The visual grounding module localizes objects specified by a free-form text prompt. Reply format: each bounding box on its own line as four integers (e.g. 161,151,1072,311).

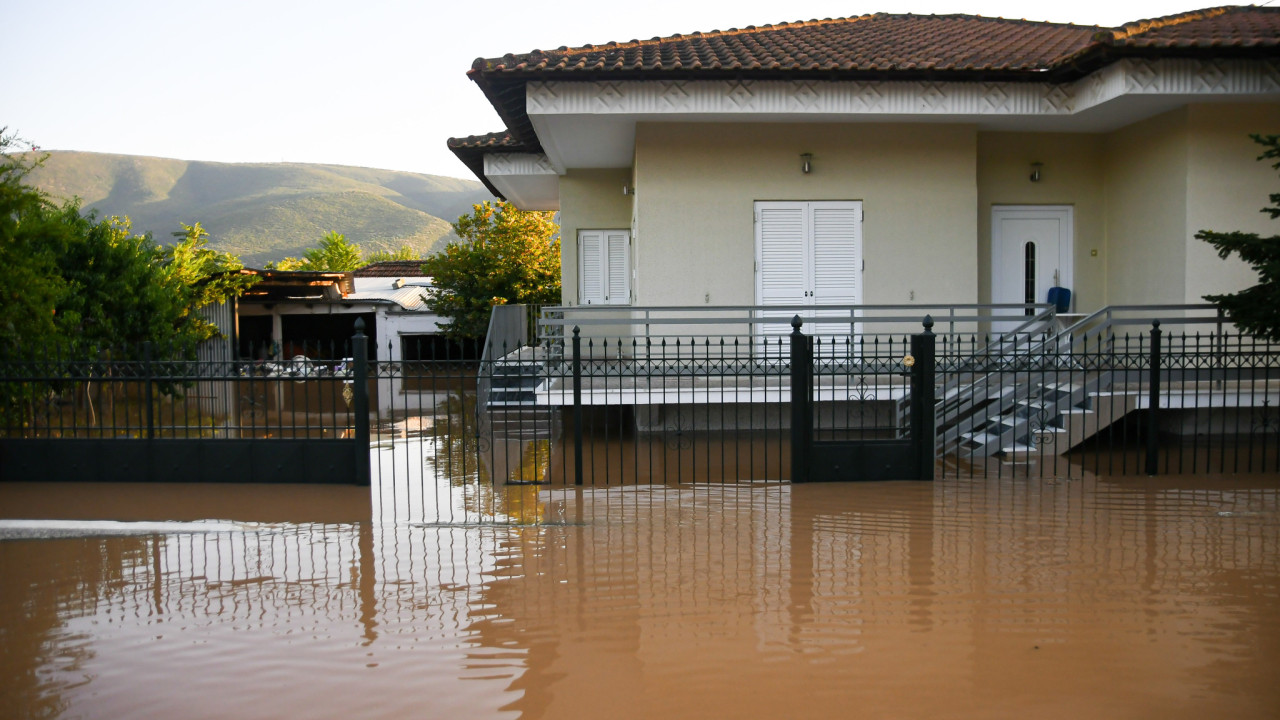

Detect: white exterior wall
551,104,1279,315
1185,103,1280,304
1099,103,1280,308
558,168,634,306
631,122,979,307
1102,108,1192,306
976,132,1107,312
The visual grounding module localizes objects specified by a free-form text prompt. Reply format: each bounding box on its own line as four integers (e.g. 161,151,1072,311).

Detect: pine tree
1197,134,1280,342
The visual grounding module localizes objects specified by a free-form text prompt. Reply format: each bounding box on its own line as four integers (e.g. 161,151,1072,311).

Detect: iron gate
789,315,936,482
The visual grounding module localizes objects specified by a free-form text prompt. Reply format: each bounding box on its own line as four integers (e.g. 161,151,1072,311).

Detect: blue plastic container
1047,286,1072,313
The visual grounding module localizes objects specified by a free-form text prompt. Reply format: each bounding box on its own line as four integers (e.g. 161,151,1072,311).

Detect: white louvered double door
754,201,863,346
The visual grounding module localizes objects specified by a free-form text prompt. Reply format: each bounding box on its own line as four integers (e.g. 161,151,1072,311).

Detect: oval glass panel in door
1023,241,1036,316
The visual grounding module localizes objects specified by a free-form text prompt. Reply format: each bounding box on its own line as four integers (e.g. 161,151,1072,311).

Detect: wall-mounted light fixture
1030,161,1043,183
622,185,635,196
801,153,814,174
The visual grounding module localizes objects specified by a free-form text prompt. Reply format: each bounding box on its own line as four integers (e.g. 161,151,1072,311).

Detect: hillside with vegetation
25,151,492,266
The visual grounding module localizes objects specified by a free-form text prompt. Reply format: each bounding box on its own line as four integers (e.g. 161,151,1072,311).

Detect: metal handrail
932,303,1235,455
476,304,532,425
537,303,1057,347
541,303,1049,324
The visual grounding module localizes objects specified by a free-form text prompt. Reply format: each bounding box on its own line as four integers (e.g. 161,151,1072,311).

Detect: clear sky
2,0,1225,180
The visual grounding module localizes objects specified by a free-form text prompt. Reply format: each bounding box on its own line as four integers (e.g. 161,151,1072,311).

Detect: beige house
449,6,1280,317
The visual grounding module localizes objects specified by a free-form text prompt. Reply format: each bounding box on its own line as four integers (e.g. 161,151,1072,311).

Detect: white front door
991,206,1072,327
755,200,862,345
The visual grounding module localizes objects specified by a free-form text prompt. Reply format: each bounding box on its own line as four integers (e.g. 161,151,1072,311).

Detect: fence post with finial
352,317,371,486
911,315,937,480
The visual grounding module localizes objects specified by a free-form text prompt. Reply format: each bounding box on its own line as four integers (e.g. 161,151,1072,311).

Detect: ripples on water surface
2,474,1279,719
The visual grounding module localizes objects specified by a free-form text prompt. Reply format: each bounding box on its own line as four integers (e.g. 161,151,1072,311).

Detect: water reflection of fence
44,480,1280,627
26,478,1280,703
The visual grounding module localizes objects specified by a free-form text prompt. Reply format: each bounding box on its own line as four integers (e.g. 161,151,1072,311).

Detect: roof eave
447,142,507,200
469,65,1099,148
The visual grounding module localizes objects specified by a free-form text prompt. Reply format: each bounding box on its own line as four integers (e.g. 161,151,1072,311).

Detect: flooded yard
3,467,1279,720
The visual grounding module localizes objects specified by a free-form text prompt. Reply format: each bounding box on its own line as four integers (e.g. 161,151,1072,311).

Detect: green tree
421,200,559,339
45,214,254,352
163,222,259,343
271,231,366,272
1,130,256,355
364,245,417,264
0,130,67,350
1197,134,1280,341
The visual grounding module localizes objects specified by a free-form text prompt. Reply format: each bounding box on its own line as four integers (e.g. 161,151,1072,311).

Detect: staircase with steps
476,305,557,440
951,370,1140,459
483,349,555,439
478,303,1248,460
935,308,1141,460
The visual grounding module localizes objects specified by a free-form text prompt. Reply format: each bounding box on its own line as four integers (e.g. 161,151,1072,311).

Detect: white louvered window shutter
579,230,605,305
755,203,808,308
606,231,630,305
811,202,862,340
579,229,630,305
754,202,808,337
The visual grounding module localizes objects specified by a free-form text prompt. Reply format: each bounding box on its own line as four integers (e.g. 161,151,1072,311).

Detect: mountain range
25,151,493,266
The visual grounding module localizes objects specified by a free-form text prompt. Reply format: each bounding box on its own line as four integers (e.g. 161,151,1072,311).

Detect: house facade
236,264,445,361
449,7,1280,316
234,261,449,415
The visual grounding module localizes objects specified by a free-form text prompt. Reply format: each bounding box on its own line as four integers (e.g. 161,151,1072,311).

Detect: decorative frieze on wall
484,153,556,176
525,59,1280,118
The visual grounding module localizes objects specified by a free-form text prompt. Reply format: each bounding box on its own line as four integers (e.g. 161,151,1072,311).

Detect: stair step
494,364,542,371
1013,399,1051,411
492,380,541,390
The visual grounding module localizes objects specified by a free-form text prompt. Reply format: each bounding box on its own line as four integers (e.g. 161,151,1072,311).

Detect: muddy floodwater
2,473,1279,719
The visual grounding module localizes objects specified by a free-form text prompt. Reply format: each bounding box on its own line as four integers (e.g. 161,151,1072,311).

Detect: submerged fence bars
0,304,1276,524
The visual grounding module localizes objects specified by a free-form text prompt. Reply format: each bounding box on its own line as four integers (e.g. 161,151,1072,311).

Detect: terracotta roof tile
445,131,523,151
353,261,429,278
472,14,1105,78
471,7,1278,80
445,131,534,198
1116,6,1280,49
453,6,1280,194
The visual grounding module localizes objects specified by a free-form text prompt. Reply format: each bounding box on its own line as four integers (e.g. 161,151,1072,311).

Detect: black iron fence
368,305,1278,524
0,327,372,484
2,305,1277,525
936,320,1280,479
